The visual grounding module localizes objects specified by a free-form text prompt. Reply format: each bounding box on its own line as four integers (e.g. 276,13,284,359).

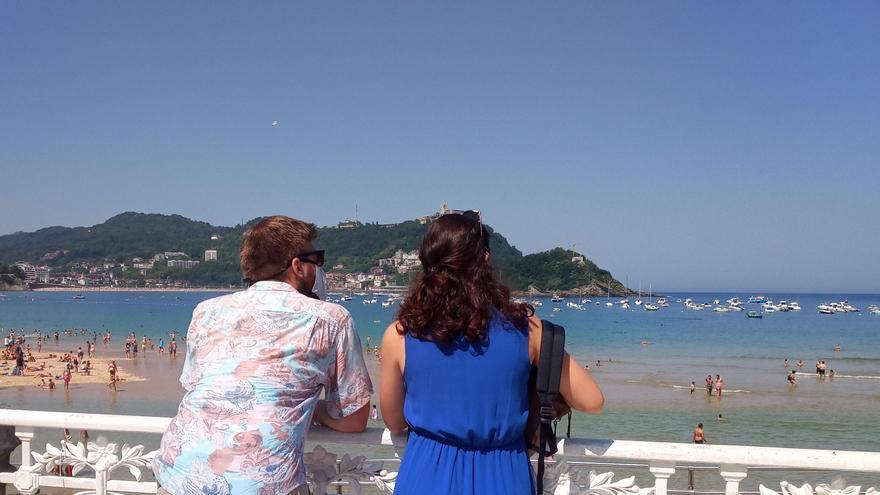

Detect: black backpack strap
535,320,566,495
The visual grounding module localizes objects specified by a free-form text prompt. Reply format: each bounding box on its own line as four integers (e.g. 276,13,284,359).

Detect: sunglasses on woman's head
460,210,489,251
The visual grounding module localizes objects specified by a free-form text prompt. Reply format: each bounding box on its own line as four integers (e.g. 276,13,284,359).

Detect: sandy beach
0,350,146,389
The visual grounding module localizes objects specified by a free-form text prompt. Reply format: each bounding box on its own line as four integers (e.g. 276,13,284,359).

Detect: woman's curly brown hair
396,213,530,345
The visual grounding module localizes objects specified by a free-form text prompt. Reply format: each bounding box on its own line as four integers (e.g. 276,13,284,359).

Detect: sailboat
635,281,642,306
605,284,613,307
644,284,659,311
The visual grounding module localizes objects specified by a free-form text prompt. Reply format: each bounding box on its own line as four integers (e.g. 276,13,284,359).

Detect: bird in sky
271,120,280,127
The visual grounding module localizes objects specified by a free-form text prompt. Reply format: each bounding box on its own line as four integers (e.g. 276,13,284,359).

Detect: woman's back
396,317,534,494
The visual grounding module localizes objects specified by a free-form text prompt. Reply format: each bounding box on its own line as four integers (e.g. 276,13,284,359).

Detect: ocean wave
648,383,753,393
832,374,880,380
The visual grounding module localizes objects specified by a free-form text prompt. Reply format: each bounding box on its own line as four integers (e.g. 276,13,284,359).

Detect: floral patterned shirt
153,281,373,495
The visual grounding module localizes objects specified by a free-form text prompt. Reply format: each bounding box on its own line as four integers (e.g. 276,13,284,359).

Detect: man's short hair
240,216,317,282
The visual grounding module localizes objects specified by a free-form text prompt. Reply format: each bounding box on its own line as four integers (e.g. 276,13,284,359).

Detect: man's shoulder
302,298,353,328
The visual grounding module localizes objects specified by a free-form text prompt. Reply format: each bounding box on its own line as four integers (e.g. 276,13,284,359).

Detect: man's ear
290,257,304,277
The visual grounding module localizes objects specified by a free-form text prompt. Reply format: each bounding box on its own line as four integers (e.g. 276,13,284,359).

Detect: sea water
2,291,879,455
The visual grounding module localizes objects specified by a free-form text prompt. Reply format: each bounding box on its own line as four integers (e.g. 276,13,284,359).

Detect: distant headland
0,205,635,295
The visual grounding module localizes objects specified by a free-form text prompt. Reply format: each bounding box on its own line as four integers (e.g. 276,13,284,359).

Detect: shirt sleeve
179,303,206,391
325,313,374,418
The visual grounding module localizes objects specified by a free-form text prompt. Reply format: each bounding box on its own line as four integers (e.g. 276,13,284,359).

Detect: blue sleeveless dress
395,316,534,494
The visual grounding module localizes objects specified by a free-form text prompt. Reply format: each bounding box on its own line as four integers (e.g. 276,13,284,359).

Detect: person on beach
62,368,71,390
797,359,804,368
715,374,724,398
371,404,378,420
379,212,604,494
706,374,714,395
690,381,696,395
717,414,725,423
788,370,797,387
48,378,55,390
158,338,165,354
108,361,118,391
154,215,372,495
693,423,707,444
784,359,789,368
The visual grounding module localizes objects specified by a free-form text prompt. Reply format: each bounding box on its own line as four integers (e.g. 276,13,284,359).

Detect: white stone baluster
12,427,39,495
719,464,748,495
14,427,34,469
649,461,676,495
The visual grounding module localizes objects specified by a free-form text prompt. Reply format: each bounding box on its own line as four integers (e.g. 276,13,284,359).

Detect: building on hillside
34,266,49,283
419,202,465,224
379,249,422,273
571,255,586,265
168,260,200,269
164,251,187,259
204,250,218,261
14,263,36,282
337,220,361,229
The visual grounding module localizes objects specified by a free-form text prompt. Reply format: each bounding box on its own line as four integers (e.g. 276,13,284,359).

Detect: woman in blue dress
380,212,604,494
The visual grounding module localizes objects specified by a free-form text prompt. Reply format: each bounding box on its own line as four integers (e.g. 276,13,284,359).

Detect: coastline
30,287,239,293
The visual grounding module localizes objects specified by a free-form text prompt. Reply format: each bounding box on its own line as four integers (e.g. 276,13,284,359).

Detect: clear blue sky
2,2,878,293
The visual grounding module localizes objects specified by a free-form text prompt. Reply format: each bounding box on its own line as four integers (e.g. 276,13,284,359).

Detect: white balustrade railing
0,409,878,495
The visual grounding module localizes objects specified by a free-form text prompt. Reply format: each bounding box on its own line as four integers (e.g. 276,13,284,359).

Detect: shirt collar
249,280,302,293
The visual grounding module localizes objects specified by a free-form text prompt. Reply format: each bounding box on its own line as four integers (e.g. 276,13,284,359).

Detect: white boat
550,294,564,302
727,305,744,311
581,299,591,304
553,307,562,312
868,304,880,315
727,297,742,307
530,299,543,307
713,299,720,305
748,295,768,304
657,297,669,307
762,302,778,313
788,301,801,311
644,303,659,311
621,302,630,310
713,306,732,313
635,283,642,306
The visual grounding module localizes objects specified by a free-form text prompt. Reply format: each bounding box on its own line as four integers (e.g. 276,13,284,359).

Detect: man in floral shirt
154,216,373,495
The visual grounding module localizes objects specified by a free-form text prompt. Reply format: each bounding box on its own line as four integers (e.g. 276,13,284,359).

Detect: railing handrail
2,409,879,473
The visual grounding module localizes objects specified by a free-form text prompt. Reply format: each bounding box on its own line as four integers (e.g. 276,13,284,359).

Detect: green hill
0,213,632,294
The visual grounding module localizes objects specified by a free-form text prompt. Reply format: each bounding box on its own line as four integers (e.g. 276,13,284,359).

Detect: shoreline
30,287,239,293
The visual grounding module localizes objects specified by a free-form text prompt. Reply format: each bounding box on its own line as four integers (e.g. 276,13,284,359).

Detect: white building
204,250,218,262
167,260,200,269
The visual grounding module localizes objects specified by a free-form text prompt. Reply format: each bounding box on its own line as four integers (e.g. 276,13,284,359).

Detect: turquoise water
2,291,879,453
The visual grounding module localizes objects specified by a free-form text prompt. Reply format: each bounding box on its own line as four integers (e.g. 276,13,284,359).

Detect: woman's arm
379,321,408,433
529,314,604,413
